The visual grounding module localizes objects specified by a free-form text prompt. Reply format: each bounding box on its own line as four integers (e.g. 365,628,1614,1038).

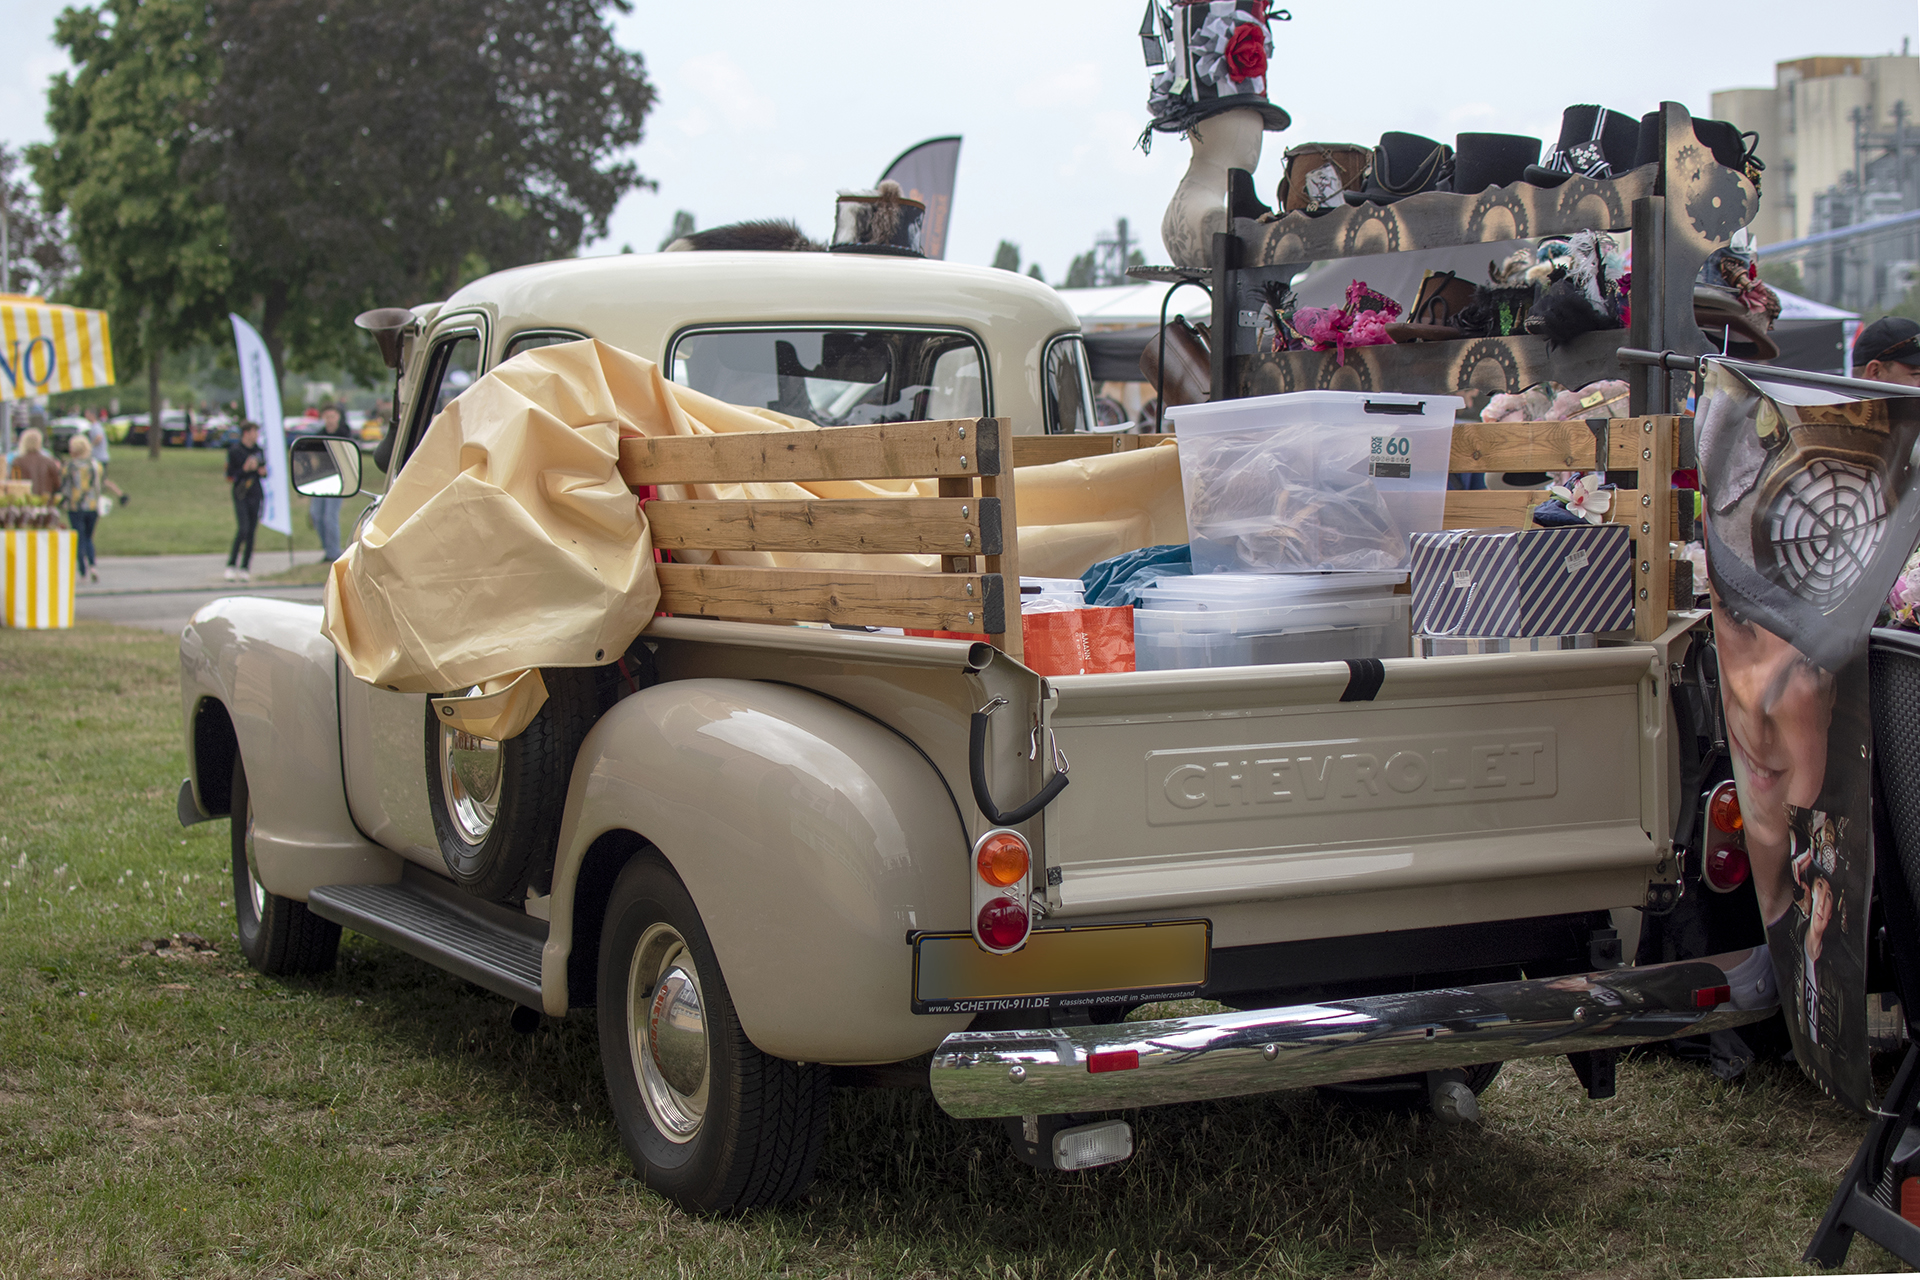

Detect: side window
503,330,585,361
398,331,481,472
1043,335,1094,435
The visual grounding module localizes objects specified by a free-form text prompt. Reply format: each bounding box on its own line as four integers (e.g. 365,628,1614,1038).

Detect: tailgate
1040,648,1665,931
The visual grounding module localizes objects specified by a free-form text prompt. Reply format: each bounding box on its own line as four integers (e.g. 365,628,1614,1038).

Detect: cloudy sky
3,1,1916,279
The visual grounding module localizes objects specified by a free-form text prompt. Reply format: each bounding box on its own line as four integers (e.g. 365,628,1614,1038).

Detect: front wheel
597,855,831,1213
230,754,340,975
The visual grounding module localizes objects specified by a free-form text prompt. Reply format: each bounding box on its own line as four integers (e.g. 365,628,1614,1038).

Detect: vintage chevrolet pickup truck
177,248,1772,1212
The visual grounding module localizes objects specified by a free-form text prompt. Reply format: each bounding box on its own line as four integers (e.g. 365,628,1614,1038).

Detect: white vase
1160,107,1265,271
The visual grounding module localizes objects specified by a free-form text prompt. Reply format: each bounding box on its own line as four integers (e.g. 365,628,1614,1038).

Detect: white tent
1053,283,1211,328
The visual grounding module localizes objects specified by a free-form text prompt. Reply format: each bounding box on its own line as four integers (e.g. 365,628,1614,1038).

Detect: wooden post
1632,415,1676,642
1209,231,1236,403
977,417,1021,661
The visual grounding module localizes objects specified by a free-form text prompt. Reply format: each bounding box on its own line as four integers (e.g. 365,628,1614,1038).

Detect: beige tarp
324,340,1183,737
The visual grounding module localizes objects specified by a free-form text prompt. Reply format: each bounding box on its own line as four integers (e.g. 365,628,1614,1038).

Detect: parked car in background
45,416,93,455
107,414,144,446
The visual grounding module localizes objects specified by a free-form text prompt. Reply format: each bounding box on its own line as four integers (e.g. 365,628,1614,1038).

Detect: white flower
1548,473,1613,525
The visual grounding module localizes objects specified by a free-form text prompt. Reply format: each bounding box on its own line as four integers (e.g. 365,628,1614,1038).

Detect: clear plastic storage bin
1136,587,1413,675
1167,391,1463,574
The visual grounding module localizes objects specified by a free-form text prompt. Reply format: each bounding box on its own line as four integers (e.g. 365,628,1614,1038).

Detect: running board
307,871,545,1008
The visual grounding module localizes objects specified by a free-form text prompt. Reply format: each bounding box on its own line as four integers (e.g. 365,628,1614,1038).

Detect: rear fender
544,678,974,1062
179,598,398,898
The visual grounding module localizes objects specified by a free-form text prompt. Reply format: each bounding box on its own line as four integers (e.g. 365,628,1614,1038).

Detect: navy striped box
1409,524,1633,638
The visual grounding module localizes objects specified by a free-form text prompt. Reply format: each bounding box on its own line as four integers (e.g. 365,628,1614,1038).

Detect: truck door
338,318,485,863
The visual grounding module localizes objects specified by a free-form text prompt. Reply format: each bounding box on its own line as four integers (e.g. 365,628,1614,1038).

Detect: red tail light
976,897,1029,949
1087,1050,1140,1074
1704,844,1751,892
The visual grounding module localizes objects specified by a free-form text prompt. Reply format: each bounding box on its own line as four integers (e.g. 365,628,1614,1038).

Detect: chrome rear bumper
929,950,1777,1119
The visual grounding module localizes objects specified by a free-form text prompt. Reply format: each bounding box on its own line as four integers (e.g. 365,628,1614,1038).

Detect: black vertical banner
879,137,961,260
1699,360,1920,1113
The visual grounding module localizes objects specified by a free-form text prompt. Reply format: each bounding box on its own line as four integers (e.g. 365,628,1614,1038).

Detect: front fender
179,597,397,898
545,678,974,1062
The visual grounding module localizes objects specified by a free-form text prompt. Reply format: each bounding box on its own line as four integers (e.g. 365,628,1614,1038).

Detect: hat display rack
1150,100,1762,641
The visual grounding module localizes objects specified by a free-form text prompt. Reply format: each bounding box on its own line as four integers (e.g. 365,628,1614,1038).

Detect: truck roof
435,251,1084,431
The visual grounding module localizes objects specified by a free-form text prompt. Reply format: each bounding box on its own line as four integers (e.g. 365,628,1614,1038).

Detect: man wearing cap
1852,317,1920,387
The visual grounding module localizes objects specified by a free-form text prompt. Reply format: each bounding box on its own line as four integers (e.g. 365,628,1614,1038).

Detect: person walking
60,434,122,583
226,421,268,582
308,403,351,560
8,428,64,496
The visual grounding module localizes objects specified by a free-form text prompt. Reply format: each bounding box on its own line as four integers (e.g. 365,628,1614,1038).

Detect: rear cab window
667,327,988,425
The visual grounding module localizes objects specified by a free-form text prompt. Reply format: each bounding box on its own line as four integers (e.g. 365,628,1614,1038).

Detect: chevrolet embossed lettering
1145,729,1557,825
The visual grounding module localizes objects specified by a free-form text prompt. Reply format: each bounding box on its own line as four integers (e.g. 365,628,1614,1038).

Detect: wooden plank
1011,435,1122,467
619,418,1002,486
1238,165,1658,268
981,465,1021,663
656,564,1006,634
647,497,999,556
1449,419,1643,473
1442,487,1694,542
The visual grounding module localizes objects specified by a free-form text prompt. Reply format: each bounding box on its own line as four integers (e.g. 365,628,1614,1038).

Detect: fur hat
1141,0,1290,146
830,181,927,257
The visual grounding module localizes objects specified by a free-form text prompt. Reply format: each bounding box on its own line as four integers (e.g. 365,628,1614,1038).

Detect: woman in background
60,434,124,583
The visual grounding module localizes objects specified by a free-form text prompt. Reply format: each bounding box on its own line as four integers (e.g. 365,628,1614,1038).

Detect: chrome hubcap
243,791,265,919
627,923,710,1142
438,689,502,844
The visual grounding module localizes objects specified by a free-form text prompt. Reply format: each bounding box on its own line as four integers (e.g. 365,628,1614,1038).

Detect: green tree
32,0,233,458
1063,251,1096,289
659,210,696,251
991,240,1020,272
1027,262,1045,283
191,0,657,379
0,144,75,297
1761,260,1805,296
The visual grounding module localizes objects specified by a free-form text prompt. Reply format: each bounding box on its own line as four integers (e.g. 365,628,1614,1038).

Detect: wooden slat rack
622,417,1022,659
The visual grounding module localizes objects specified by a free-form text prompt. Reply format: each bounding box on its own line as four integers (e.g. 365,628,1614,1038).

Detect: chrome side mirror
290,435,364,498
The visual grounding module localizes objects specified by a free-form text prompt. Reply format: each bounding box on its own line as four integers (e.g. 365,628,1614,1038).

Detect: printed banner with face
1698,359,1920,1112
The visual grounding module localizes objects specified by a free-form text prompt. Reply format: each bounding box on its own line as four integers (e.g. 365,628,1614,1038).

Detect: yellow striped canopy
0,297,115,403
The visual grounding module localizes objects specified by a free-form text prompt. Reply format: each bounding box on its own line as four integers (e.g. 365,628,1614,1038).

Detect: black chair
1807,627,1920,1267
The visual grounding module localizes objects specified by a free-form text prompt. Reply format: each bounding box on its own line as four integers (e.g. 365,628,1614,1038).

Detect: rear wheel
597,855,831,1213
229,754,340,975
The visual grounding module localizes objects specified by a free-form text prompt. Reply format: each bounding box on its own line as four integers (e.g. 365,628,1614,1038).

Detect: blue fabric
1081,543,1192,607
1531,498,1588,528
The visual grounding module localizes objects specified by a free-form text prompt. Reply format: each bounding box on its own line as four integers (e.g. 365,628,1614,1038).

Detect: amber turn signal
1708,782,1743,834
976,831,1030,887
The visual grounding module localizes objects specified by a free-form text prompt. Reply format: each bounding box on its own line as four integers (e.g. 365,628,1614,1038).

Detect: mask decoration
1699,358,1920,1112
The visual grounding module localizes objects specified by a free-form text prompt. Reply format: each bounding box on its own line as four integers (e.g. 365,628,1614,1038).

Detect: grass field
92,447,381,557
0,621,1906,1279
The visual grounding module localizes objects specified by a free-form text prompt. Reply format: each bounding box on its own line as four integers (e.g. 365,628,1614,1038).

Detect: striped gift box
2,530,76,629
1410,524,1632,638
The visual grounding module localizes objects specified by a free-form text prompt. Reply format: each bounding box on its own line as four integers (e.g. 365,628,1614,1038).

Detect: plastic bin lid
1167,391,1465,433
1140,571,1405,609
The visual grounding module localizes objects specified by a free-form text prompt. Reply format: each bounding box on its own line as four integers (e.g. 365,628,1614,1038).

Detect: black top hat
829,182,926,257
1141,0,1290,142
1342,132,1453,206
1523,105,1640,187
1632,111,1764,189
1853,317,1920,370
1452,133,1542,196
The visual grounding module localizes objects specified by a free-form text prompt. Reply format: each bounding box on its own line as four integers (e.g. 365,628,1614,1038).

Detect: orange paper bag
1021,606,1135,676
